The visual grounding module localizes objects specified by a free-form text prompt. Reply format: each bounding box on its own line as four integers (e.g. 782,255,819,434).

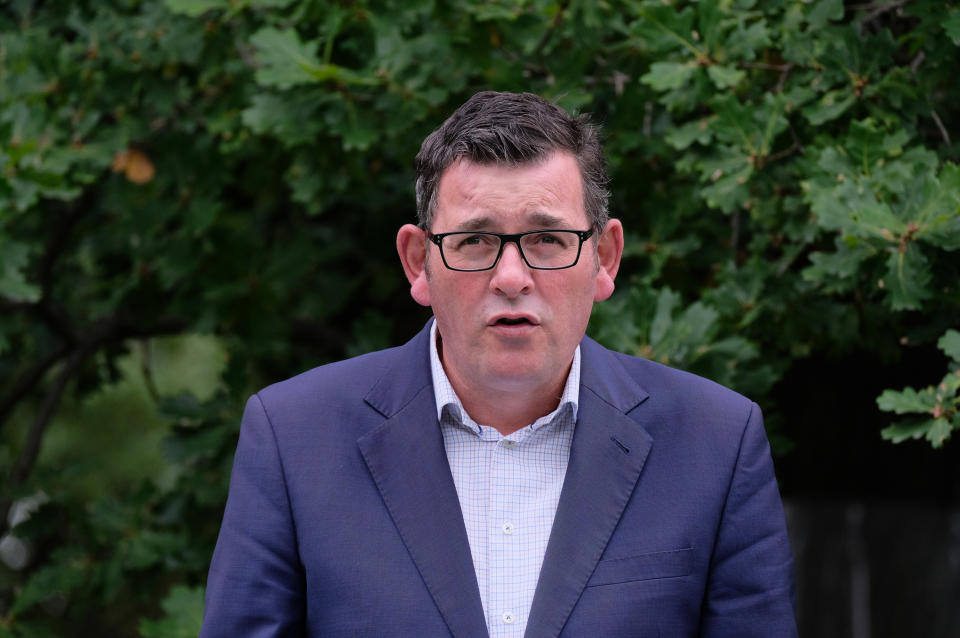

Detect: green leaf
250,28,324,88
0,237,40,302
846,120,909,175
641,61,699,91
883,246,932,311
877,386,938,414
807,0,845,29
587,293,643,355
725,18,771,61
241,93,327,146
938,330,960,362
0,622,60,638
927,418,954,447
630,5,698,56
670,302,720,359
162,0,228,16
650,287,681,347
881,417,953,448
10,551,89,616
710,93,787,156
781,85,818,112
696,0,726,51
707,64,745,89
943,10,960,45
164,0,294,14
139,585,205,638
322,99,380,151
665,117,715,150
917,163,960,250
802,239,875,293
633,285,727,369
850,201,906,239
697,146,754,212
248,28,379,89
803,90,857,125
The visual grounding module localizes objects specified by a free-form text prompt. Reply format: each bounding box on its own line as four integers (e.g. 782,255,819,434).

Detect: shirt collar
429,319,580,433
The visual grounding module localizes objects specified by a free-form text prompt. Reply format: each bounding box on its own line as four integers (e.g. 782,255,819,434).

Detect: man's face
398,151,622,398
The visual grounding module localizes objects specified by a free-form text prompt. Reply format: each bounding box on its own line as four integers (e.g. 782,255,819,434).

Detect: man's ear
397,224,432,307
593,218,624,302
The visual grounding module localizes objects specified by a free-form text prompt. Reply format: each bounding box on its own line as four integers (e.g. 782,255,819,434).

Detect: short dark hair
414,91,609,233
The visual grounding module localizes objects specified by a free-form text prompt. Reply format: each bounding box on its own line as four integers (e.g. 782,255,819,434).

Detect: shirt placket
487,433,525,638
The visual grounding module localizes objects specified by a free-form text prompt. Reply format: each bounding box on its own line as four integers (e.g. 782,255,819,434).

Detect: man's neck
436,341,571,436
454,377,567,436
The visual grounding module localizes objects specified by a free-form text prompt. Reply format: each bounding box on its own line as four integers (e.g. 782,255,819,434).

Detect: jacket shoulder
583,336,756,432
619,350,750,404
257,344,402,405
252,322,433,427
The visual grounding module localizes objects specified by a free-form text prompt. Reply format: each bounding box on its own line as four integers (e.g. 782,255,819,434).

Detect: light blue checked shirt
430,321,579,638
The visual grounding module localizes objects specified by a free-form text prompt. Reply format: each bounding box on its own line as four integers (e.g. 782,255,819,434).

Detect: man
201,91,797,637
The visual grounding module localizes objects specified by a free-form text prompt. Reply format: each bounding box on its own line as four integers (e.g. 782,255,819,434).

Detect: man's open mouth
493,316,536,326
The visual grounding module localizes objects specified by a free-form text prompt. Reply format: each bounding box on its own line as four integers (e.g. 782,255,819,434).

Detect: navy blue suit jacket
201,322,796,637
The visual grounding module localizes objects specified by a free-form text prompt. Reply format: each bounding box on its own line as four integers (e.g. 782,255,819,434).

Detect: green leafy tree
1,0,958,634
878,329,960,447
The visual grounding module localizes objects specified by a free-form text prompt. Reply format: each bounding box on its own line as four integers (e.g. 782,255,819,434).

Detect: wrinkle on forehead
436,152,585,231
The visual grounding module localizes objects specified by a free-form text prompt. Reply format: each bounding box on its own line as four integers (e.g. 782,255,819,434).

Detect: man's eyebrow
454,217,496,231
527,211,567,228
452,211,569,231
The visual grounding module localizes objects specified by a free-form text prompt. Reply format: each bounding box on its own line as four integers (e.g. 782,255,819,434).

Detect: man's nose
489,241,533,298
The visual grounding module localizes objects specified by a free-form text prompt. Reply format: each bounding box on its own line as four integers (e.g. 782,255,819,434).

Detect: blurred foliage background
1,0,959,635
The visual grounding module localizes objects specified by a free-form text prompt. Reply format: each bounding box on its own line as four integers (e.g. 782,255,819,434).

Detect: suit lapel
357,323,487,638
525,338,654,638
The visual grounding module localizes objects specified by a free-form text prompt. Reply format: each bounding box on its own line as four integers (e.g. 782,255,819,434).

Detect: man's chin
479,359,558,391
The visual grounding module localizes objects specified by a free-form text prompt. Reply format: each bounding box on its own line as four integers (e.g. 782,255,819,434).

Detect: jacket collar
525,336,653,638
359,322,654,638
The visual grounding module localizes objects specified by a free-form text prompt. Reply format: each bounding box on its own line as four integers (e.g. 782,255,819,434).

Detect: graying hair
414,91,609,233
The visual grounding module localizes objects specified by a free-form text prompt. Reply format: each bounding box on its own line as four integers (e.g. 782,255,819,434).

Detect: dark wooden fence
786,500,960,638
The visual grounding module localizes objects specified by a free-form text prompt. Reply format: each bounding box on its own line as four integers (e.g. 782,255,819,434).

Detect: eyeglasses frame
426,228,595,272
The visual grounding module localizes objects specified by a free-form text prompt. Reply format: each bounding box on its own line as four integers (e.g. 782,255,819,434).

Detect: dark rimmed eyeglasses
427,229,594,272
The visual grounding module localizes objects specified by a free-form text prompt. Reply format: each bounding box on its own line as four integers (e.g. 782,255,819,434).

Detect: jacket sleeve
200,394,305,638
699,402,798,638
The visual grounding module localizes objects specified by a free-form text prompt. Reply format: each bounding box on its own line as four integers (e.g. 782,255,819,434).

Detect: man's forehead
435,152,584,216
443,152,558,175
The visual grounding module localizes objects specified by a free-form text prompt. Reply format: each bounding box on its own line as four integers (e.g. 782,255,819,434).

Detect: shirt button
502,439,517,448
502,611,515,624
502,522,515,535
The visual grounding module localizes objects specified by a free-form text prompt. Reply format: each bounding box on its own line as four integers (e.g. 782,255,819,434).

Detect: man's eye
457,234,495,248
531,233,566,247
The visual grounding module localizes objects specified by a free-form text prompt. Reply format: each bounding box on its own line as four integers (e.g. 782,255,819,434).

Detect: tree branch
930,109,951,146
533,0,570,60
854,0,909,25
116,315,188,340
774,63,794,93
763,139,802,166
0,345,90,538
904,47,951,147
7,347,90,488
139,340,161,403
0,343,71,432
738,61,796,93
34,194,91,343
0,313,187,536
